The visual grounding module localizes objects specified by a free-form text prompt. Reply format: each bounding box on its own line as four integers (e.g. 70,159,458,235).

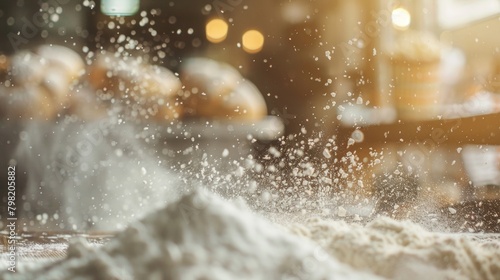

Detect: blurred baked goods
37,45,85,109
180,57,267,121
0,45,85,120
181,57,243,96
0,48,268,123
8,51,47,86
35,45,85,83
87,51,183,121
231,81,268,120
126,65,183,121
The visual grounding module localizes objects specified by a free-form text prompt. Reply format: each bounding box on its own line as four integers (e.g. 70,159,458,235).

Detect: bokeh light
242,30,264,54
392,7,411,30
206,18,229,43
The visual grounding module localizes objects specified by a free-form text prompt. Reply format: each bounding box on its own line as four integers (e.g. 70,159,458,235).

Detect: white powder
3,191,500,280
3,191,378,280
289,217,500,280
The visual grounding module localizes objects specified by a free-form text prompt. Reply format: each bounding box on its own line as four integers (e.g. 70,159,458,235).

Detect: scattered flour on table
289,217,500,280
2,191,500,280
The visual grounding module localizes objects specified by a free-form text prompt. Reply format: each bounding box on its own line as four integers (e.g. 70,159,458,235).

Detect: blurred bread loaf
87,51,183,121
181,57,243,96
0,45,85,120
180,57,267,121
35,45,85,83
9,51,47,86
0,51,53,120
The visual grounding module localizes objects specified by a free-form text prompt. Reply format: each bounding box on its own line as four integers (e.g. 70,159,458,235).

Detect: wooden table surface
0,231,113,272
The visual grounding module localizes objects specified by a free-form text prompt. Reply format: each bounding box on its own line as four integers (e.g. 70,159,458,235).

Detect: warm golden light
392,7,411,30
206,19,229,43
242,30,265,54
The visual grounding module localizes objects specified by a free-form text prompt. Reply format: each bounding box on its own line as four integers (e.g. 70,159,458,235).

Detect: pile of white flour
2,191,500,280
2,191,376,280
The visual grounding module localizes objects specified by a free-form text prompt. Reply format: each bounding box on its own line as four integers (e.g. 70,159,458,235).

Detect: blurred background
0,0,498,129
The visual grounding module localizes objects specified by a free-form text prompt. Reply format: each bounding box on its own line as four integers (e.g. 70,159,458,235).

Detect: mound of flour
290,217,500,280
3,191,377,280
3,191,500,280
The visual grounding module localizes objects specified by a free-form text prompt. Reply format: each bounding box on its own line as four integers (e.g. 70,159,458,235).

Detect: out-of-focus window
438,0,500,30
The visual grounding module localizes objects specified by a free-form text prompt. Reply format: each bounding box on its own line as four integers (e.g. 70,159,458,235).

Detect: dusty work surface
0,231,112,271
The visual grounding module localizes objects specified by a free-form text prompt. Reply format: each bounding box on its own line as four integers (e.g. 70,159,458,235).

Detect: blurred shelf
338,110,500,146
